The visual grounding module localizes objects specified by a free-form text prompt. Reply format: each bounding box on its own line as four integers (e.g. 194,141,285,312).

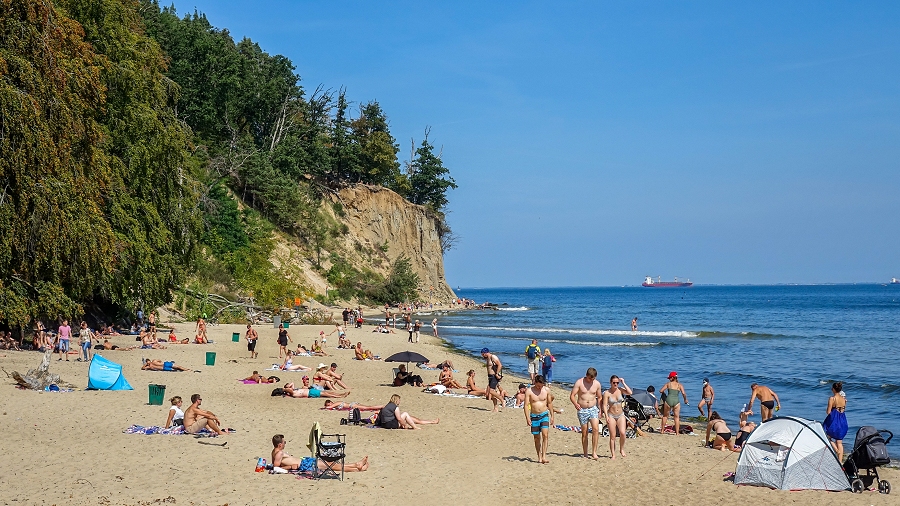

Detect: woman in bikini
279,351,311,371
705,411,739,452
465,370,486,396
659,372,688,435
602,375,632,459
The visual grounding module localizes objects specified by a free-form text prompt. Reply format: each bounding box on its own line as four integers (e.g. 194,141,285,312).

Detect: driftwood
4,350,76,390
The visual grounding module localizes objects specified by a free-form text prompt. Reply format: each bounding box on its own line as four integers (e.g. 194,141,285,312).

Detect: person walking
77,321,96,362
697,378,714,419
523,375,554,464
541,348,555,384
246,324,259,359
57,319,72,361
569,368,603,459
413,320,421,343
524,339,542,383
823,382,848,462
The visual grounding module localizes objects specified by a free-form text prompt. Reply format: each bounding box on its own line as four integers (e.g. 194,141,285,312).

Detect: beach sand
0,319,896,505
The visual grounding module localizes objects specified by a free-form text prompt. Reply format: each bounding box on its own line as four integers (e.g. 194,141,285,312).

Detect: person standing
569,367,603,460
823,382,848,462
246,324,259,359
697,378,714,419
148,311,157,339
659,372,688,434
524,339,542,383
57,319,72,361
631,317,638,332
77,321,96,362
523,374,554,464
602,375,633,459
136,308,144,328
276,323,291,358
413,320,421,343
481,348,504,412
431,318,438,337
541,348,555,384
342,308,350,328
746,383,781,422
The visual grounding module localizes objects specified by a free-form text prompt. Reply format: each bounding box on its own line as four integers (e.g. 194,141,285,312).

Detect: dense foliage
0,0,455,327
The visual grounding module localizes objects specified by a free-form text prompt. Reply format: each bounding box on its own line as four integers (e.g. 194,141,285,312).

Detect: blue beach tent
87,354,133,390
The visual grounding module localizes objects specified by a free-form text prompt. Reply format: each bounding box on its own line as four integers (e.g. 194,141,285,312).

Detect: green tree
406,129,457,211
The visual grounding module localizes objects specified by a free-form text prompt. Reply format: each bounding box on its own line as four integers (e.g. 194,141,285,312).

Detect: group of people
164,394,230,436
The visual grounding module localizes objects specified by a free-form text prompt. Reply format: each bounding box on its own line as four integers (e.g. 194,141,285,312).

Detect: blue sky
175,1,900,286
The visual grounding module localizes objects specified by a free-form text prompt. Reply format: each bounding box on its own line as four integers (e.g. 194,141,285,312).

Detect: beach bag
527,346,537,360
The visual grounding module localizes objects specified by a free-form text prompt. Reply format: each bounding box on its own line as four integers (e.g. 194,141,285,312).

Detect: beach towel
265,366,307,372
320,403,379,411
123,425,191,435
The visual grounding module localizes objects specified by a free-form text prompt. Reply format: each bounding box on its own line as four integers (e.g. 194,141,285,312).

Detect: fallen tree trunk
4,350,76,390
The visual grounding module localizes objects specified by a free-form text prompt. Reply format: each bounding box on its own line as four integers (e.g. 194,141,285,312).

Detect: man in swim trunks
523,375,554,464
569,367,603,459
698,378,714,419
481,348,504,412
271,434,369,472
246,324,259,359
183,393,227,435
746,383,781,422
141,359,188,371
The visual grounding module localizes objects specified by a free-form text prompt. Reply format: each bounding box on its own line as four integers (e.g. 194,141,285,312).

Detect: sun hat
668,371,677,379
317,363,327,369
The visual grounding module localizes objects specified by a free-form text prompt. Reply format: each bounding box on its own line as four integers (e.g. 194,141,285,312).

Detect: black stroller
624,394,655,433
845,426,892,494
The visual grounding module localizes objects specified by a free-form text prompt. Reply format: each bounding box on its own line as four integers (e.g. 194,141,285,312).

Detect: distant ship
642,275,693,288
892,278,900,285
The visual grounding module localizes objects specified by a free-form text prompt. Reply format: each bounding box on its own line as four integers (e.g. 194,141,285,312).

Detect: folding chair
315,433,346,480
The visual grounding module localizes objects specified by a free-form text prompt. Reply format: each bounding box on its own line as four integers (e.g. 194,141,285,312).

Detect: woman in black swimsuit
705,412,739,452
276,323,291,358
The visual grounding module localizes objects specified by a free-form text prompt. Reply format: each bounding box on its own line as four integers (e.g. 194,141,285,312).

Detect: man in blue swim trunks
570,367,603,460
141,359,187,371
281,381,349,399
523,375,554,464
271,434,369,473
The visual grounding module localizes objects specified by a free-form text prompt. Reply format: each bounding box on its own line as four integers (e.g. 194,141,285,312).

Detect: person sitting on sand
183,393,227,435
310,340,328,356
377,394,439,429
325,363,349,389
394,364,424,387
354,342,378,360
705,411,740,452
271,434,369,472
735,407,757,447
168,329,177,342
243,371,278,384
140,329,166,349
465,370,487,396
323,400,384,411
141,358,188,371
313,364,338,390
275,382,350,399
439,364,464,389
165,396,184,428
193,332,208,344
279,351,311,371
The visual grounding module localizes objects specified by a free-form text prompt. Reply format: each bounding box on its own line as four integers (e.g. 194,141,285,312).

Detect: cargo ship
892,278,899,284
642,276,693,288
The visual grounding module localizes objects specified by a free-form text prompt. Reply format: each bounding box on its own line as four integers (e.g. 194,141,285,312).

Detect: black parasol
384,351,429,368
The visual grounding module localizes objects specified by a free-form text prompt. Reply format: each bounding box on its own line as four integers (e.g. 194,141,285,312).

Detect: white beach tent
735,416,850,491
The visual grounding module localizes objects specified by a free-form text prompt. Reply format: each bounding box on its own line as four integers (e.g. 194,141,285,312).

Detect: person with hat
659,372,688,435
481,348,504,412
698,378,715,419
313,363,338,390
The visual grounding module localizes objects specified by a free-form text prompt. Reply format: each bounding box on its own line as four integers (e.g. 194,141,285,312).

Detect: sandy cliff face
329,185,456,302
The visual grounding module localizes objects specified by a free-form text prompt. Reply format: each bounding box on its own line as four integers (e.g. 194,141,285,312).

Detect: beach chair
315,433,346,481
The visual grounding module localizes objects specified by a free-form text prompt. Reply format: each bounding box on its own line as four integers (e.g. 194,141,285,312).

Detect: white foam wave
543,339,661,347
496,306,529,311
444,324,697,338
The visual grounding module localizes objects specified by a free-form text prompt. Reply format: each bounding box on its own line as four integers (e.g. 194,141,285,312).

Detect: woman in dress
822,381,848,462
276,323,291,358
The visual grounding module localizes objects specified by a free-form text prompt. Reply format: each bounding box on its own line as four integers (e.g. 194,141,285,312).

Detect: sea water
428,285,899,451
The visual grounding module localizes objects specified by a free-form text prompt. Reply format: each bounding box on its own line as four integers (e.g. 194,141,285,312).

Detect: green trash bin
148,384,166,405
232,332,240,342
205,351,216,366
283,321,290,329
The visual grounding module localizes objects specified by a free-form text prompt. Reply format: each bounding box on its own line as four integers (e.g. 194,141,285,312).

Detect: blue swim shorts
163,361,174,371
308,388,321,398
530,410,550,435
578,405,600,426
300,457,317,472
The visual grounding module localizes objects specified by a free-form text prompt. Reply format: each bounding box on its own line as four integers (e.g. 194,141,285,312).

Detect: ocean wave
496,306,529,311
443,324,697,338
694,331,783,339
540,339,662,347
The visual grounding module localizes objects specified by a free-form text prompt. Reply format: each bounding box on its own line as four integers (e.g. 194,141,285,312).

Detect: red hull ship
642,276,693,287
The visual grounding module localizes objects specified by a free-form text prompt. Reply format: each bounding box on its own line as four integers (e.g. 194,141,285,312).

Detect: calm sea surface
423,285,899,451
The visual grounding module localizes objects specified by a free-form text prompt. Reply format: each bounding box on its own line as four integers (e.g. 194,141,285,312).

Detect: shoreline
0,319,896,505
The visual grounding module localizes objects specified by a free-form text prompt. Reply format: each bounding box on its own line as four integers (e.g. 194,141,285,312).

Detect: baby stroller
624,394,654,433
845,426,892,494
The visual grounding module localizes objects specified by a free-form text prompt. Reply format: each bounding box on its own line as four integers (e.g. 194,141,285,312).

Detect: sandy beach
0,318,896,506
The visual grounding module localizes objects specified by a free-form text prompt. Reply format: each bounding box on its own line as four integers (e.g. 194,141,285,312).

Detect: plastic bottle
255,457,265,472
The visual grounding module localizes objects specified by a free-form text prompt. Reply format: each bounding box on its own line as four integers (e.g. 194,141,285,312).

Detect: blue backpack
527,345,538,360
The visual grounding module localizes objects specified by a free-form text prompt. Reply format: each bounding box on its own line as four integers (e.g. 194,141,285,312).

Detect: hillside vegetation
0,0,457,328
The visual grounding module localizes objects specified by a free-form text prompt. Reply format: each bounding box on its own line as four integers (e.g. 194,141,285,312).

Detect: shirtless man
271,434,369,472
142,359,188,371
481,348,504,412
280,383,350,399
183,394,227,435
140,329,166,349
747,383,781,422
523,374,554,464
326,363,348,389
698,378,715,419
569,367,603,459
246,324,259,359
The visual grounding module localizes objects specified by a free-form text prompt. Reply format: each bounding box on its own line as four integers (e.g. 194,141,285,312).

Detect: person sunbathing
140,330,166,349
439,364,464,389
142,358,188,371
353,342,379,360
466,370,487,396
98,339,135,351
276,382,350,399
313,365,338,390
244,371,278,383
280,351,311,371
322,400,384,411
294,344,311,356
377,394,439,429
271,434,368,472
310,340,328,356
419,359,454,370
193,333,208,344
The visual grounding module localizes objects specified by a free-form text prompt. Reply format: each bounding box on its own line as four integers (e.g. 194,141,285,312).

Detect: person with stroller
602,375,632,459
659,372,688,435
822,381,848,462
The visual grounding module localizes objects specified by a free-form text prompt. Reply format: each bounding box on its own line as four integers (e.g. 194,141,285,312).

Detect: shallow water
431,285,900,452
